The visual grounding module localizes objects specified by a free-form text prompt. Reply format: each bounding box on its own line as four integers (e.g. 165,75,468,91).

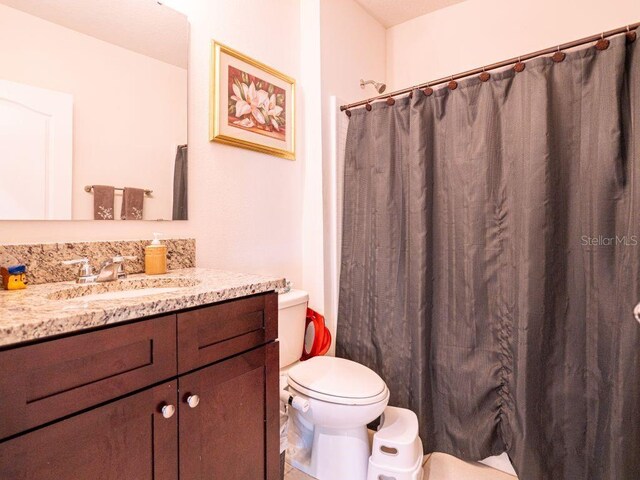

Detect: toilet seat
287,356,388,406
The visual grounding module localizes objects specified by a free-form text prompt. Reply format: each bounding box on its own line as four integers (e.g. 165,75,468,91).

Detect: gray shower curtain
172,144,188,220
337,35,640,480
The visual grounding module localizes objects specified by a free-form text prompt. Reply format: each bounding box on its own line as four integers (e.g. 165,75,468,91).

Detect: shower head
360,79,386,94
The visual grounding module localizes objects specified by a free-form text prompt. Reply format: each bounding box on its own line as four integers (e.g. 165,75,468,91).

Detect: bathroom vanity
0,268,285,480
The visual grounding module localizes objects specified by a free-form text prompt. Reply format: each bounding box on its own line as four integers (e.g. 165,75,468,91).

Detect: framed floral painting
210,41,295,160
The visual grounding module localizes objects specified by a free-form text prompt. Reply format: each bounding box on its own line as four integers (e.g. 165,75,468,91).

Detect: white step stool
367,406,424,480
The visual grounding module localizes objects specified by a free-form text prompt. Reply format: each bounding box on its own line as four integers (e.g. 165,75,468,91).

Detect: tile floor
283,460,314,480
423,453,518,479
283,452,518,480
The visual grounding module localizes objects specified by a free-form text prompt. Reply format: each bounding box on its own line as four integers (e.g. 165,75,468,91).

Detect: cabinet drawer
0,315,176,440
177,292,277,373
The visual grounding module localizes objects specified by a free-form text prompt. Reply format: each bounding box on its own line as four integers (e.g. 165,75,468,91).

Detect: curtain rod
340,22,639,112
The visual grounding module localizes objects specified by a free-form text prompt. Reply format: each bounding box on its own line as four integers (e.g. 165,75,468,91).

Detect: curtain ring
479,66,491,82
514,56,526,73
552,45,566,63
365,102,372,111
423,82,433,97
345,109,352,117
448,75,458,90
386,96,396,106
596,32,610,50
626,25,637,44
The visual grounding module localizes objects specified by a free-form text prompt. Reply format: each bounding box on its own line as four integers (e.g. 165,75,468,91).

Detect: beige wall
300,0,325,312
0,0,305,289
0,4,187,221
175,0,305,286
386,0,640,91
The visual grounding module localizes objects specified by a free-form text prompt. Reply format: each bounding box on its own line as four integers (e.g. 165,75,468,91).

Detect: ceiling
354,0,468,28
0,0,188,68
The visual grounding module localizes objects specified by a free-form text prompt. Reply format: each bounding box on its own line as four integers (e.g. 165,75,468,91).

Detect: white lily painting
228,66,286,140
212,41,295,159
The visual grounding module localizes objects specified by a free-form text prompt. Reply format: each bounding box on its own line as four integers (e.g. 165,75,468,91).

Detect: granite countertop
0,268,286,348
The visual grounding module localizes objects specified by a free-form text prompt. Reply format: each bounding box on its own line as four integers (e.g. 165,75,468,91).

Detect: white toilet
278,289,390,480
278,288,309,370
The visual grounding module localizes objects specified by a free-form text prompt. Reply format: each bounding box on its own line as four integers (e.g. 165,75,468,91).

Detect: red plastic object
301,308,332,360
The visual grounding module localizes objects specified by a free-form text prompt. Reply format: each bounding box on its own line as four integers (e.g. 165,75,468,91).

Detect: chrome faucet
62,258,96,284
62,255,136,284
96,256,132,282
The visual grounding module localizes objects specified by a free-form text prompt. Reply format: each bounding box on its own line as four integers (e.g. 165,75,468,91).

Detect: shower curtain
172,144,188,220
337,35,640,480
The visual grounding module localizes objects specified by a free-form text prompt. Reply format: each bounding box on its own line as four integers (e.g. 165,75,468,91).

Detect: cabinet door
0,381,178,480
179,342,280,480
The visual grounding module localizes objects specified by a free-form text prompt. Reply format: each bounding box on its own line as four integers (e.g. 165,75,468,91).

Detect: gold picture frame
210,41,295,160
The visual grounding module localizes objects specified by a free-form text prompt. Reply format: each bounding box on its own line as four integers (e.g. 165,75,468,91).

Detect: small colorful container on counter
0,251,27,290
1,265,27,290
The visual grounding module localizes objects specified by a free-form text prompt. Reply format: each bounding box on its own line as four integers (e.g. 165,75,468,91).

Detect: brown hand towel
121,187,144,220
92,185,115,220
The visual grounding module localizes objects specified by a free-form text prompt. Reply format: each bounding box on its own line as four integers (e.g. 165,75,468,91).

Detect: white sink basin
74,287,183,302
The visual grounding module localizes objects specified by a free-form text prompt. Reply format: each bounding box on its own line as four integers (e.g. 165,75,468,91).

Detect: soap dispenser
145,232,167,275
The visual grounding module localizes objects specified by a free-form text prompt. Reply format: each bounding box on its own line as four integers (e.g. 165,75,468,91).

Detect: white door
0,79,73,220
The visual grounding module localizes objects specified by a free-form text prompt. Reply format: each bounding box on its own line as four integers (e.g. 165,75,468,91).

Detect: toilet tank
278,289,308,368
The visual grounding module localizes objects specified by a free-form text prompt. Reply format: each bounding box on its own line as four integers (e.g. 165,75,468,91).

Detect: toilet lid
287,356,388,406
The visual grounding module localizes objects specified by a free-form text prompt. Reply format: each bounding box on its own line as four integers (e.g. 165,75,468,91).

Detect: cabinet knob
161,403,176,419
186,394,200,409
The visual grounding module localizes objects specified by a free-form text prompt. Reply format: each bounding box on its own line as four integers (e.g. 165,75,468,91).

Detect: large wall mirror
0,0,188,220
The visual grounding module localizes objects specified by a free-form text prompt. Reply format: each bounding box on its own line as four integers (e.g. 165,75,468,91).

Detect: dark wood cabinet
177,292,278,373
178,342,279,480
0,314,176,440
0,381,178,480
0,292,279,480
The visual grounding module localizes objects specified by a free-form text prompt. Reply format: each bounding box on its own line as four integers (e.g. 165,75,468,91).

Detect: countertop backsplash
0,239,196,285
